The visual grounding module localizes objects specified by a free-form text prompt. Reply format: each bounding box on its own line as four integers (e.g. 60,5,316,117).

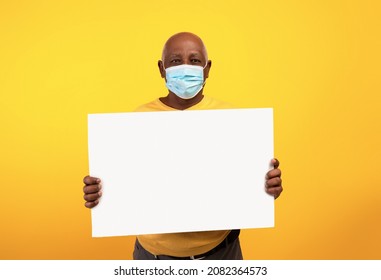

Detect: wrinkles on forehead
161,32,208,63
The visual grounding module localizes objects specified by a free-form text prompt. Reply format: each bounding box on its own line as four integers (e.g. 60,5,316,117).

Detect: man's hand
265,158,283,199
83,176,102,208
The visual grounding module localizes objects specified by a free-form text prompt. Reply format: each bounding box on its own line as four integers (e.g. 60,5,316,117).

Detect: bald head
158,32,211,85
161,32,209,67
157,32,212,107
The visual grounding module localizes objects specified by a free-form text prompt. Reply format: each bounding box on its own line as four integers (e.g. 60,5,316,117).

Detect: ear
158,60,165,78
204,60,212,79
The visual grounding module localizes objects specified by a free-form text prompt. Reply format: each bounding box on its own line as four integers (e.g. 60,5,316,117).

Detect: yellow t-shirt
135,95,234,257
134,95,233,112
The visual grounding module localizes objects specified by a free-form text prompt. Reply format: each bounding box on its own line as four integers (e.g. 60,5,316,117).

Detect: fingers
85,200,100,208
271,158,280,169
266,168,281,179
83,175,102,209
266,176,282,188
83,175,101,185
265,186,283,199
265,177,283,198
84,192,102,202
266,159,283,199
83,184,102,194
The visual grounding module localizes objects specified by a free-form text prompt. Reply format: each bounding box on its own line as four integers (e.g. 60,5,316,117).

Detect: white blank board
88,108,274,237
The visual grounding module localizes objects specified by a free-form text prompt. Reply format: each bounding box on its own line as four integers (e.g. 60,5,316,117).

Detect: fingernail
99,191,102,197
96,178,101,183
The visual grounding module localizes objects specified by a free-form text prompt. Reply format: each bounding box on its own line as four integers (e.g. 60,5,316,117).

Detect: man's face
159,34,211,80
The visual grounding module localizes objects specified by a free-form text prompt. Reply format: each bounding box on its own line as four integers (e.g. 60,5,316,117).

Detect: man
83,32,283,260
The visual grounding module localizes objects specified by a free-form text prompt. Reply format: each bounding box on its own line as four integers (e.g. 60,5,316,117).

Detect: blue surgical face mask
163,63,207,99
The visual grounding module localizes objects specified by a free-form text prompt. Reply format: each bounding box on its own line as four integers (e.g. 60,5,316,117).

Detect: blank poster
88,108,274,237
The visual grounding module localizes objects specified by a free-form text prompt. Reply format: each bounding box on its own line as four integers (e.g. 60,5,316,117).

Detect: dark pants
133,238,243,260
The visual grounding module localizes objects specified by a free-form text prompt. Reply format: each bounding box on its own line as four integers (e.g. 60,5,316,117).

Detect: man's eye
191,59,201,63
170,59,181,63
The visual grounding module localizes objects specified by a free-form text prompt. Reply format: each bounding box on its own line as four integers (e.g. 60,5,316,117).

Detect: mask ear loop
193,63,208,97
201,61,209,88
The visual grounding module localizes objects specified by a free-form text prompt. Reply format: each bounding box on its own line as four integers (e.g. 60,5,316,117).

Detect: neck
160,91,204,110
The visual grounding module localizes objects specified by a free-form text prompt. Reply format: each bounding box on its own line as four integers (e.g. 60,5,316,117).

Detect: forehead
163,37,206,58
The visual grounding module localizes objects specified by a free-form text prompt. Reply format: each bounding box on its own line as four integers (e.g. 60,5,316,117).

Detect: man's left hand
265,158,283,199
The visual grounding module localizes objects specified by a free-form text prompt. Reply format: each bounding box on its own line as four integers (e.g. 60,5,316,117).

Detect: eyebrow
165,52,204,62
167,53,181,58
189,52,202,57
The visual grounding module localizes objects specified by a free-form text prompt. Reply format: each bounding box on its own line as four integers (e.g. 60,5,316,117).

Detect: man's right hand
83,175,102,208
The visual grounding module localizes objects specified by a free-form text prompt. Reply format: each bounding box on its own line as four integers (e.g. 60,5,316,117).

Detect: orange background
0,0,380,259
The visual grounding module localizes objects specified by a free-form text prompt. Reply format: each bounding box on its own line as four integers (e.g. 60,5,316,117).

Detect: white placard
88,108,274,237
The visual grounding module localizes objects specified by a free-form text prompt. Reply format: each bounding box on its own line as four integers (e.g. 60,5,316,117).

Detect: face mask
164,63,207,99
